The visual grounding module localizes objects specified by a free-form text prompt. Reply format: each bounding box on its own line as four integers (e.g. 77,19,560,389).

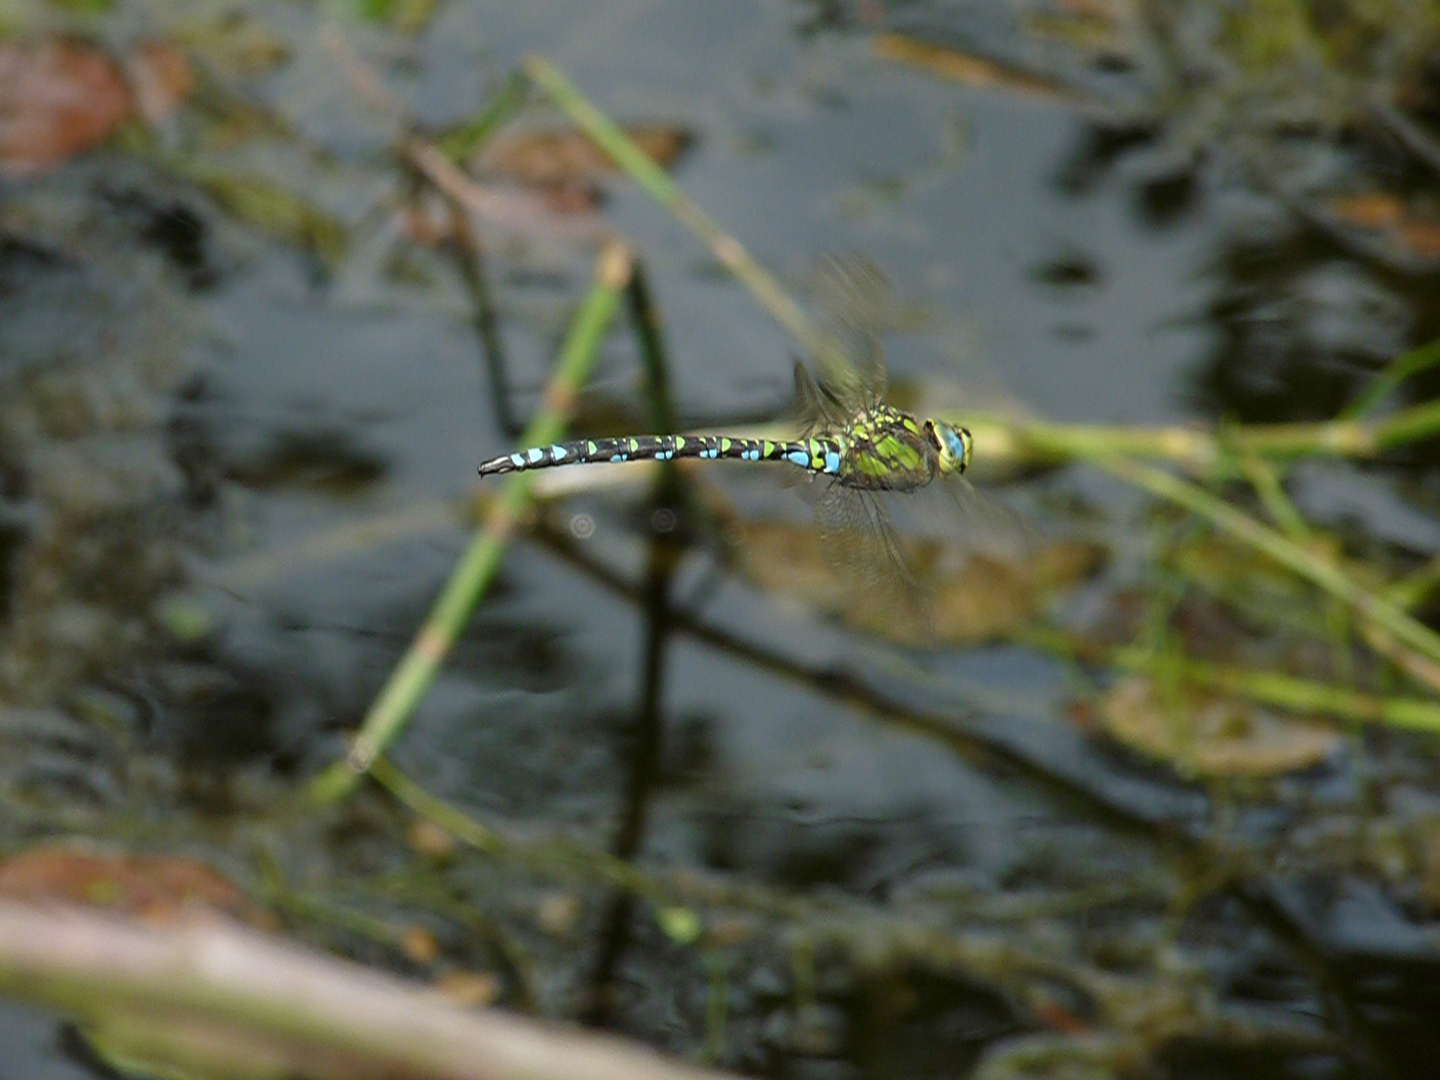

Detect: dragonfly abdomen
478,434,846,477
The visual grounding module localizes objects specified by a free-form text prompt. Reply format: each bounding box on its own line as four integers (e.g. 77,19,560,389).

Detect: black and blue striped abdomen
478,434,845,477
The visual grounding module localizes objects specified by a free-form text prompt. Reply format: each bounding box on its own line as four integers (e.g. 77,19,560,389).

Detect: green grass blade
1099,455,1440,690
310,242,634,804
520,55,818,355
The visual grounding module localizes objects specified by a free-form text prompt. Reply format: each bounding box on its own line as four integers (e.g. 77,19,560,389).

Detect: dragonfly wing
934,473,1039,561
793,358,851,437
812,481,929,634
810,253,895,413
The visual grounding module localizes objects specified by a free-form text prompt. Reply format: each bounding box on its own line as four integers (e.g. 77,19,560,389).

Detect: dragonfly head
926,419,972,475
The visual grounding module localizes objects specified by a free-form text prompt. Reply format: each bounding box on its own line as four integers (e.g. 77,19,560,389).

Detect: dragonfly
478,257,991,617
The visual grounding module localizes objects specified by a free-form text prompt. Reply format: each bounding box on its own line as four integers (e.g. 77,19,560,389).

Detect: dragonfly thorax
834,406,947,492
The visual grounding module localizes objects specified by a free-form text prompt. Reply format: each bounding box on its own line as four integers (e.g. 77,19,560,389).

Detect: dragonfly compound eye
928,420,971,474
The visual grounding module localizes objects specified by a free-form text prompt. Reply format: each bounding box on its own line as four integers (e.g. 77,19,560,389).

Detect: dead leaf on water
1326,191,1440,261
1097,676,1342,778
469,124,694,212
0,846,276,927
478,125,693,188
1026,0,1138,67
0,40,133,177
408,818,457,859
1329,192,1405,230
1397,218,1440,258
728,517,1103,646
173,13,291,78
727,519,849,611
401,924,441,964
124,42,193,125
0,39,196,177
873,33,1081,106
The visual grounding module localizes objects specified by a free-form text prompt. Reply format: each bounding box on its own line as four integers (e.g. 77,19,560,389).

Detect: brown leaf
873,33,1078,105
1397,218,1440,258
401,925,441,965
0,40,134,177
1097,676,1341,778
124,41,193,125
728,514,1101,647
477,125,693,189
1325,192,1440,261
0,847,275,927
1329,192,1405,230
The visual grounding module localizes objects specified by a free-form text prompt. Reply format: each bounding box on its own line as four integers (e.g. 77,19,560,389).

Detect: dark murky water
3,3,1440,1079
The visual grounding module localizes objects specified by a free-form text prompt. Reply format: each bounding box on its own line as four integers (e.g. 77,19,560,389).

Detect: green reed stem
309,242,634,804
1111,647,1440,734
435,67,533,163
1371,396,1440,448
369,757,670,905
1235,450,1311,541
1098,455,1440,686
625,259,681,436
962,390,1440,474
519,55,819,355
1341,334,1440,420
1388,551,1440,611
515,56,1440,476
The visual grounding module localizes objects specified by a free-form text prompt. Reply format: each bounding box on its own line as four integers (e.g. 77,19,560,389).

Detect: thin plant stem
1233,450,1311,542
626,260,681,436
958,390,1440,474
1108,647,1440,734
519,55,819,355
1097,455,1440,691
1341,334,1440,420
446,197,520,437
582,523,680,1023
310,242,635,803
435,68,533,163
1229,449,1358,683
582,256,686,1021
1388,551,1440,611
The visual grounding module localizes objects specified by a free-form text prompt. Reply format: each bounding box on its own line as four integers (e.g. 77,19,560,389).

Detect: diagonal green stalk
1109,647,1440,734
518,58,1440,478
1097,455,1440,688
954,389,1440,475
434,67,533,163
520,55,820,356
309,242,635,804
1340,333,1440,420
369,757,678,906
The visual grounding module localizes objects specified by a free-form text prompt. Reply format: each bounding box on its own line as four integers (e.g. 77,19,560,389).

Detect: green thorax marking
836,406,939,491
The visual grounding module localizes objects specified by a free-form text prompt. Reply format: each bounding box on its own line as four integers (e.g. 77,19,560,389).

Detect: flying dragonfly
479,256,1003,618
